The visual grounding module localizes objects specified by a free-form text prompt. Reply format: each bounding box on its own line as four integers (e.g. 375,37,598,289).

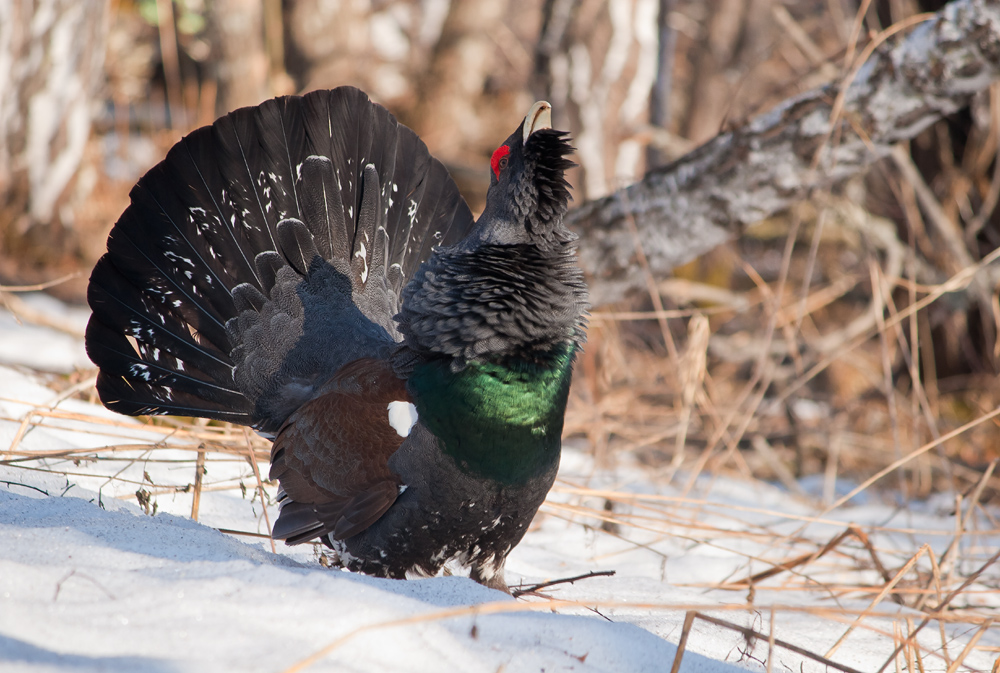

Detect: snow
1,298,997,672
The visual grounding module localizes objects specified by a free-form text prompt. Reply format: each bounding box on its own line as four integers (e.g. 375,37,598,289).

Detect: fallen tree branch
570,0,1000,305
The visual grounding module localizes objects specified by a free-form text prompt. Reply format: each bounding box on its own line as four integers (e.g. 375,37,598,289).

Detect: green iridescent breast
407,343,577,485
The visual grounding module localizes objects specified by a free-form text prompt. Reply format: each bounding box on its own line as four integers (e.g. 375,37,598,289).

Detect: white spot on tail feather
355,242,368,283
387,401,418,437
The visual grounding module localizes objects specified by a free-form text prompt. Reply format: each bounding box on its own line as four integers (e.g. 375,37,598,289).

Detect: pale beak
522,101,553,145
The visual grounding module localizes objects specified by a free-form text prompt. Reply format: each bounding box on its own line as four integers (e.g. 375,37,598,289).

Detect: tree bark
570,0,1000,306
209,0,269,113
0,0,108,264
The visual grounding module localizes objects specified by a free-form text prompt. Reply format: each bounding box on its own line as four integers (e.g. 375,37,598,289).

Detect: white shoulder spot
387,400,418,438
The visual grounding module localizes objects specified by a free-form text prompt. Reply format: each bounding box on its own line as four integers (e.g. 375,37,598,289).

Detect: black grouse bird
85,86,587,591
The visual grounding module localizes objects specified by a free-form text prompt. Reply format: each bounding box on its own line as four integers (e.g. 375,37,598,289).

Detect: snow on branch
570,0,1000,306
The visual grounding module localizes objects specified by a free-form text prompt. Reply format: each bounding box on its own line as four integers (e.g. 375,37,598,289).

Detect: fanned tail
87,86,475,431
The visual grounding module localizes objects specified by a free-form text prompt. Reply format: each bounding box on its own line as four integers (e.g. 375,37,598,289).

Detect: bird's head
396,101,586,367
467,101,576,249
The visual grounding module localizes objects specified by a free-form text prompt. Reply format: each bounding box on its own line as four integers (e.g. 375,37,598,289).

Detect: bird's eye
491,145,511,179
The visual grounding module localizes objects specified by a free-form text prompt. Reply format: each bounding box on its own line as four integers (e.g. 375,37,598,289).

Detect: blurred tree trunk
0,0,108,266
209,0,269,113
533,0,661,201
680,0,775,144
410,0,509,160
646,0,677,170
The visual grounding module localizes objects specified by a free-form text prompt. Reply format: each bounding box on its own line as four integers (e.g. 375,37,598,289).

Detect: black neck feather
396,241,588,369
516,130,576,248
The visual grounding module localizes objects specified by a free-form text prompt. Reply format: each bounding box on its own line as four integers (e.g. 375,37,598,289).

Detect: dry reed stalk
191,447,206,521
750,435,807,497
724,526,854,588
765,606,776,673
542,504,871,594
550,489,792,545
0,273,85,293
243,428,275,553
968,86,1000,240
0,291,87,337
668,611,696,673
792,205,828,340
871,260,908,498
678,257,790,498
216,527,273,539
543,483,997,643
938,460,997,588
670,315,709,478
776,273,859,331
873,265,943,473
125,479,252,499
590,305,737,322
618,193,679,422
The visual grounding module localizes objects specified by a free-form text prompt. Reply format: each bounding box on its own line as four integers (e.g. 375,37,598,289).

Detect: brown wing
268,358,411,544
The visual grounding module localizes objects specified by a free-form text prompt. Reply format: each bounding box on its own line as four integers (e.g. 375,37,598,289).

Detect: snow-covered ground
1,293,997,672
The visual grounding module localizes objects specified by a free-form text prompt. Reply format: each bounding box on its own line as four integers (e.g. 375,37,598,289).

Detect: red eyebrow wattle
490,145,510,179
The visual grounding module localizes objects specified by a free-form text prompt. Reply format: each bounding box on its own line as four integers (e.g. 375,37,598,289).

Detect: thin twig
693,612,867,673
0,272,85,292
243,428,276,553
511,570,616,598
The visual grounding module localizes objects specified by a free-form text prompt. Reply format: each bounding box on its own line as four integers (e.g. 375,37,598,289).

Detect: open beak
522,101,553,145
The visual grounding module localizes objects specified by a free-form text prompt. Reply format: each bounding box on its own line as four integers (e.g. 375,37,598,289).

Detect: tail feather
88,258,233,377
252,96,310,223
254,251,284,294
276,218,321,276
208,113,283,262
392,154,471,278
296,156,350,265
87,86,475,430
158,129,265,291
101,204,235,351
85,314,250,421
